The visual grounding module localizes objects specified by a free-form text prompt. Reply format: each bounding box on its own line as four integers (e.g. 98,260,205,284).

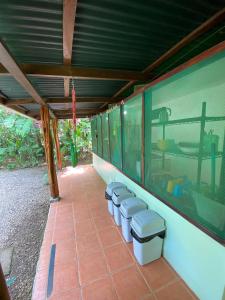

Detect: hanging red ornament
72,81,76,129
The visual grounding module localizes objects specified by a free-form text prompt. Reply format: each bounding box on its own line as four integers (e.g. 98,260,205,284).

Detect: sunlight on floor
60,166,85,177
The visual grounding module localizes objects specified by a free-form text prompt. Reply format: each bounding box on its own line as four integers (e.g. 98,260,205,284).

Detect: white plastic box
130,210,166,265
120,198,148,242
112,187,134,226
105,182,126,215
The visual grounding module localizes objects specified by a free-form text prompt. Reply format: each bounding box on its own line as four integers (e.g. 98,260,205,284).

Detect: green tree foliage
0,107,44,169
58,119,92,165
0,107,92,169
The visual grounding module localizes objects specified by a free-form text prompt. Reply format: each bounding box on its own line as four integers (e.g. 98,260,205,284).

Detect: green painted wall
93,154,225,300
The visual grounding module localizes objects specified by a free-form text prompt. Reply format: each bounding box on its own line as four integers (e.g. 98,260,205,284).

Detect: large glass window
97,115,102,157
122,95,142,183
102,113,110,161
109,107,122,169
91,118,97,154
144,51,225,241
91,50,225,242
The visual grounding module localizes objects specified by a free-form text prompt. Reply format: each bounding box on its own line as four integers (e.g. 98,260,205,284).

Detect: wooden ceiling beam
5,97,120,106
143,8,225,75
5,98,35,106
0,63,146,81
31,109,98,119
0,103,36,120
55,108,104,115
26,110,96,116
112,8,225,98
0,96,6,105
63,0,77,65
113,81,136,98
33,113,94,120
0,88,29,114
63,0,77,97
57,115,92,119
46,97,120,104
0,40,55,118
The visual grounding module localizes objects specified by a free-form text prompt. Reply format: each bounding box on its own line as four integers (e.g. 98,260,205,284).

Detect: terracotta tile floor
32,165,198,300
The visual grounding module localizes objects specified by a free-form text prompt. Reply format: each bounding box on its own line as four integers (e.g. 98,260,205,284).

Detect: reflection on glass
91,118,97,154
123,95,142,183
97,116,102,157
92,51,225,242
102,113,110,161
145,52,225,240
109,107,122,169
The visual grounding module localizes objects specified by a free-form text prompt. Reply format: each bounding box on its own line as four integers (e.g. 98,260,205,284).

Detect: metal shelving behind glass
151,101,225,187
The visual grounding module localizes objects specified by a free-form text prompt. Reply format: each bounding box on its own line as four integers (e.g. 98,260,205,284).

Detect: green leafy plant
0,107,45,169
0,107,92,169
58,119,92,166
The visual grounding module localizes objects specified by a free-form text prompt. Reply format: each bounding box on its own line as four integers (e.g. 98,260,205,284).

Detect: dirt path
0,166,50,300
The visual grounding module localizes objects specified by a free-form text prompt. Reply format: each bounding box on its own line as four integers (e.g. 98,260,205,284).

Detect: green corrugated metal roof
0,76,30,98
1,0,224,70
0,0,63,64
0,76,126,99
48,102,100,110
69,79,127,97
147,23,225,79
29,77,65,97
72,0,225,70
0,76,126,112
0,0,224,118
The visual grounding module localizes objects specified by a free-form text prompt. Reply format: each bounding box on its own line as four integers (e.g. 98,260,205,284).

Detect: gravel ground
0,166,50,300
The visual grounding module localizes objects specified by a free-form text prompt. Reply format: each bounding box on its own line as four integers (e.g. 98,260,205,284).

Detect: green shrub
0,107,44,169
0,107,92,169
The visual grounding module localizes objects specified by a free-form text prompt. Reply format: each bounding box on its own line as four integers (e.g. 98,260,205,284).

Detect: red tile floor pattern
32,165,198,300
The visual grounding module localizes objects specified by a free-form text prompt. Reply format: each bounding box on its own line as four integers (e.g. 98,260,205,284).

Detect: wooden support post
0,263,10,300
40,107,60,200
52,118,63,170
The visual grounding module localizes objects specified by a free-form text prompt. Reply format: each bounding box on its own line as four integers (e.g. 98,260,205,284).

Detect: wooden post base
41,107,60,199
0,263,10,300
50,196,61,203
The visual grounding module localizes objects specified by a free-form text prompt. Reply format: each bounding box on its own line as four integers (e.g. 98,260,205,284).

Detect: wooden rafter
63,0,77,97
143,8,225,75
57,114,93,119
0,40,55,118
55,108,104,115
0,90,29,116
0,103,36,120
5,98,34,106
113,81,136,98
113,7,225,98
0,92,36,120
5,96,121,106
35,114,94,120
31,113,96,120
0,97,5,104
0,63,146,81
27,108,103,118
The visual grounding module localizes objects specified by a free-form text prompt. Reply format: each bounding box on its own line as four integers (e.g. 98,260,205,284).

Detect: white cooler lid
120,198,147,218
106,182,126,196
112,187,134,205
130,210,165,238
